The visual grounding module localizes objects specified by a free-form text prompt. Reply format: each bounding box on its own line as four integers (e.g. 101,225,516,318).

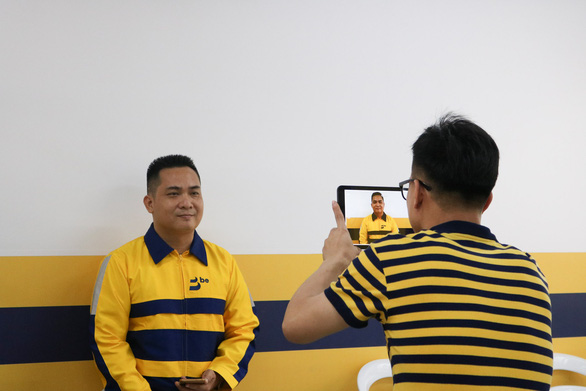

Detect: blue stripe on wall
254,300,386,352
0,293,584,365
0,306,92,364
550,293,586,338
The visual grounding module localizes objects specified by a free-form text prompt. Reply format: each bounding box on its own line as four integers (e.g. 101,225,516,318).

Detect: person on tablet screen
358,192,399,244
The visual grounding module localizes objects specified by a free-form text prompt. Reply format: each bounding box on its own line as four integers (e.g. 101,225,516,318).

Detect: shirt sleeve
90,254,151,391
208,256,259,389
324,246,388,327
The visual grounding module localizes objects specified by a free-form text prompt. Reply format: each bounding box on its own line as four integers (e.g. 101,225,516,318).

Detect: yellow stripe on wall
238,347,390,391
0,256,103,307
0,360,102,390
0,347,391,391
532,253,586,294
3,342,585,391
0,254,323,306
235,254,322,301
1,252,585,306
236,253,586,300
554,336,586,360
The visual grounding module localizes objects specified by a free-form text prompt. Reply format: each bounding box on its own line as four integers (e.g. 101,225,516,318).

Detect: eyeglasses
399,178,433,200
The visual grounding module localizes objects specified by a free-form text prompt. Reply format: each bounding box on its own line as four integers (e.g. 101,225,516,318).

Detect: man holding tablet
283,114,553,390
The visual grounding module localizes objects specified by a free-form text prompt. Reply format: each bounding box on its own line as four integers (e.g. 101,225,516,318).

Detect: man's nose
178,194,193,208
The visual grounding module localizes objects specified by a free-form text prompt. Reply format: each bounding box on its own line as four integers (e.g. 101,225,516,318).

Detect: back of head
412,113,499,209
146,154,200,195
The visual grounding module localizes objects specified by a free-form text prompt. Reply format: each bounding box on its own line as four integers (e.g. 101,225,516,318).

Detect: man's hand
175,370,224,391
322,201,361,272
281,201,358,344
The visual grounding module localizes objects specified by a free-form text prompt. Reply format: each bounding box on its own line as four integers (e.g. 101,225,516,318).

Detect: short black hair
412,113,499,208
146,154,200,195
371,192,384,201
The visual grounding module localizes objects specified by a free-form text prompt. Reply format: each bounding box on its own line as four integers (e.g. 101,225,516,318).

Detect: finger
202,369,214,382
332,201,346,229
174,380,188,391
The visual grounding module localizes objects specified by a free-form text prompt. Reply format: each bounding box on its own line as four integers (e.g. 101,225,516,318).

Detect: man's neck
154,226,194,254
421,207,483,230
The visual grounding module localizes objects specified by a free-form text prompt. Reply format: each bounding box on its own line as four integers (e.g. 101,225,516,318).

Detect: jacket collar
371,212,387,221
144,223,208,265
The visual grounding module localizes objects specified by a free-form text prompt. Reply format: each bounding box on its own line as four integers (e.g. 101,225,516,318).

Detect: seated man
282,114,553,390
359,192,399,244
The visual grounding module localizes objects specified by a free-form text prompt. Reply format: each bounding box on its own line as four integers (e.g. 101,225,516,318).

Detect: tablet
337,185,413,247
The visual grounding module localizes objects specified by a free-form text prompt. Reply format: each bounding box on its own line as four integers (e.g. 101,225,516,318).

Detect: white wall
1,0,585,256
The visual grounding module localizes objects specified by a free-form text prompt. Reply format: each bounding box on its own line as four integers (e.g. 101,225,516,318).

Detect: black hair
146,154,200,195
371,192,384,201
412,113,499,208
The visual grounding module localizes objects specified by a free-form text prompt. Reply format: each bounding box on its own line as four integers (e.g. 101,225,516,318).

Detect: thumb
200,369,214,384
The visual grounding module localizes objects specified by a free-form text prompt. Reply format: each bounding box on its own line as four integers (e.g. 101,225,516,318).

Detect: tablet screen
337,185,413,246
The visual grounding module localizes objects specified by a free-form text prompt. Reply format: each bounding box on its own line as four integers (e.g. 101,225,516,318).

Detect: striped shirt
325,220,552,391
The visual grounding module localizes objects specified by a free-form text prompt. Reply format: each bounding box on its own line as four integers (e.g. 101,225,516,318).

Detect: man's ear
413,179,425,209
482,192,493,213
144,194,154,213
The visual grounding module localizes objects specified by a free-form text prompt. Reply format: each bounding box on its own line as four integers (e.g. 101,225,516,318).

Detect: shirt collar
371,212,387,221
430,220,497,241
144,223,208,266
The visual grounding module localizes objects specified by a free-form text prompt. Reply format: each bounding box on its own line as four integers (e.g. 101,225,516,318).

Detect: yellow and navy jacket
359,212,399,244
90,224,259,391
326,221,553,391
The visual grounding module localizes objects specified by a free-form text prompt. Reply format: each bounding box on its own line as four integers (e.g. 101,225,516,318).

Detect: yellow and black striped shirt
325,220,552,391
